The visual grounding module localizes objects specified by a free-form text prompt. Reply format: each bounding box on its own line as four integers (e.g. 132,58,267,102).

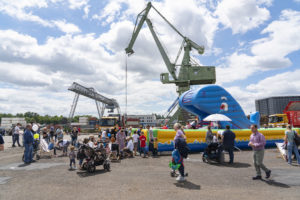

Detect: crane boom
125,2,216,125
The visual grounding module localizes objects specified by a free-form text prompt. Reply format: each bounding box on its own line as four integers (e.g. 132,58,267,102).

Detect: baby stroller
202,142,224,163
78,145,110,173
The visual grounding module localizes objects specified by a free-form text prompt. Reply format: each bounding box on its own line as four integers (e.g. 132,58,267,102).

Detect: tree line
0,112,92,125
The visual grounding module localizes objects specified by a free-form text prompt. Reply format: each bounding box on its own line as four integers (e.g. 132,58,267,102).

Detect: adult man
222,125,236,164
147,125,154,156
23,124,34,164
0,132,4,151
123,136,134,157
248,124,271,180
12,123,21,147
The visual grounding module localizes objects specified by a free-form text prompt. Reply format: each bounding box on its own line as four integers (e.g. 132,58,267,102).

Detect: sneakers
252,176,262,180
176,175,186,182
266,170,271,179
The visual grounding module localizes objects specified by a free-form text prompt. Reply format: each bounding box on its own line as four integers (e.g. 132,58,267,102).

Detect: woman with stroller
173,123,187,182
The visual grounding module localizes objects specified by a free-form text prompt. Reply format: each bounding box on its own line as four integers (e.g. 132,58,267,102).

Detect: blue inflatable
179,85,259,129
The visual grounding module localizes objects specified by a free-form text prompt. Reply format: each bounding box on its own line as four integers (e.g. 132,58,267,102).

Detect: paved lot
0,135,300,200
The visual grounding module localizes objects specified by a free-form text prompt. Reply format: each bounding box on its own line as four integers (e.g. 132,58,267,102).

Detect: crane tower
125,2,216,125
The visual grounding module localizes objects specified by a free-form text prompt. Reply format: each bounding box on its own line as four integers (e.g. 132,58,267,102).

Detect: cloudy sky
0,0,299,117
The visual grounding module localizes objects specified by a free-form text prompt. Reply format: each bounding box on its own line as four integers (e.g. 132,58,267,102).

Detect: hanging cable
125,54,128,126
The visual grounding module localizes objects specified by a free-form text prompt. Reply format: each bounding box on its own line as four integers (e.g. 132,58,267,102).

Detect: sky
0,0,299,117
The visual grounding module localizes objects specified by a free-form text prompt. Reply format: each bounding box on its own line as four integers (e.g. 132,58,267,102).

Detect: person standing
56,126,63,141
116,129,126,158
139,131,147,158
23,124,34,164
49,125,55,141
132,131,139,156
0,132,4,151
248,124,271,180
12,123,22,147
284,125,300,165
173,123,187,182
70,127,79,146
205,126,214,145
222,125,236,164
147,125,154,156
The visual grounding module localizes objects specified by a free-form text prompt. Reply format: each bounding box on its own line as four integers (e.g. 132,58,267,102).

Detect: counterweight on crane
125,2,216,125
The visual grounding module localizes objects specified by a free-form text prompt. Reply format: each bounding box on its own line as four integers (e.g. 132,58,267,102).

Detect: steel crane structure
68,82,120,121
125,2,216,124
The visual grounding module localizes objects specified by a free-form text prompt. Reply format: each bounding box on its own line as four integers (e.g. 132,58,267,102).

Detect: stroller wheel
82,162,88,170
170,171,178,177
104,163,110,171
36,154,40,160
87,165,96,173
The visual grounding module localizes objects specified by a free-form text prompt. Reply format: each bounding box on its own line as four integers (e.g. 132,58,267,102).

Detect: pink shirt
174,129,184,140
249,132,266,151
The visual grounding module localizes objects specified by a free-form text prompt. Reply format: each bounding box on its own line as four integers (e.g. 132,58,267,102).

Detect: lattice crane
68,82,120,121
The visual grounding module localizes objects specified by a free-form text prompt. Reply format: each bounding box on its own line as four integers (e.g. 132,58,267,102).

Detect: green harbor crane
125,2,216,125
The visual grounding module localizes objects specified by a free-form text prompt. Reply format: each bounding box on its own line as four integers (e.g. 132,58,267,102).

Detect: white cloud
67,0,89,10
225,69,300,114
217,9,300,83
0,1,82,34
215,0,271,34
53,20,81,33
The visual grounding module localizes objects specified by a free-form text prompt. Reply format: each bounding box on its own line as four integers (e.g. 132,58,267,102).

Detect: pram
202,142,224,163
77,144,110,173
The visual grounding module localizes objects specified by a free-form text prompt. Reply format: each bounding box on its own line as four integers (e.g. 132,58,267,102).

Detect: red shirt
140,135,146,147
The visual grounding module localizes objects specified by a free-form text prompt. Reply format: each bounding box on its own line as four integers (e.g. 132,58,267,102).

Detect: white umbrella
203,114,232,122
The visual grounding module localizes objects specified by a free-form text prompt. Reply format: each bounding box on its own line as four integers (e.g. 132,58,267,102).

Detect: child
69,146,76,170
139,131,147,158
132,131,139,156
153,137,158,157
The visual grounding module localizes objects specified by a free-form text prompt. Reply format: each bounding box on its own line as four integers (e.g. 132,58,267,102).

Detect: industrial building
255,96,300,116
127,114,157,127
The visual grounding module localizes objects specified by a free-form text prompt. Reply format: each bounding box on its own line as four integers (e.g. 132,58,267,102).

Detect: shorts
134,142,138,150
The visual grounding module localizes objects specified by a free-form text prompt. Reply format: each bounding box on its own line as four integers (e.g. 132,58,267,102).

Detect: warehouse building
255,96,300,116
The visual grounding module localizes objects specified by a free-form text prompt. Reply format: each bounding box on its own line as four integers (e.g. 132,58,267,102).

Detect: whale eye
221,96,227,101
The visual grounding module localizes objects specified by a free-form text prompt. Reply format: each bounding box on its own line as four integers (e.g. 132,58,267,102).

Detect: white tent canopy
203,114,232,122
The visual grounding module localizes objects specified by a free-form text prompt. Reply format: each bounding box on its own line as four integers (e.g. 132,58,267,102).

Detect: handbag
294,131,300,146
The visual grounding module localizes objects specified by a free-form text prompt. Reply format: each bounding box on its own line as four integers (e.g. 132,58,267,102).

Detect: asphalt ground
0,135,300,200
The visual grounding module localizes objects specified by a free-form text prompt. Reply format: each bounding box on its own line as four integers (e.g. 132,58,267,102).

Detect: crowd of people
0,121,299,182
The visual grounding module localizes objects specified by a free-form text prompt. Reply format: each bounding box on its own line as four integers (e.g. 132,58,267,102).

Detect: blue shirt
24,129,34,144
0,134,4,144
223,129,236,148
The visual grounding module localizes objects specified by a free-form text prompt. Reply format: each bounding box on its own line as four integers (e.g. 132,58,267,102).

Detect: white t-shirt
88,141,95,148
102,131,107,138
132,134,139,143
14,126,20,135
126,140,134,151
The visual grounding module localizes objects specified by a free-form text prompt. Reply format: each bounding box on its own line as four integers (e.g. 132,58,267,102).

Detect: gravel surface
0,136,300,200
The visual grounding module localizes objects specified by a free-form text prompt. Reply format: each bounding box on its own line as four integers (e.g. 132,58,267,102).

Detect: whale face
179,85,255,129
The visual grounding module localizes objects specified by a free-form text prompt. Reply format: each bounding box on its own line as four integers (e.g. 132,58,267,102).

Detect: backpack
175,138,190,159
294,131,300,146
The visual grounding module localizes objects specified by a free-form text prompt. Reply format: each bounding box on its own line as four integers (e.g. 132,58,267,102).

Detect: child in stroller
202,136,224,163
77,142,110,173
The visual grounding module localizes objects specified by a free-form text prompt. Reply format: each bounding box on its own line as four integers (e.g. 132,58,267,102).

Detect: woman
284,125,300,165
173,123,187,182
205,126,213,145
116,129,126,158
